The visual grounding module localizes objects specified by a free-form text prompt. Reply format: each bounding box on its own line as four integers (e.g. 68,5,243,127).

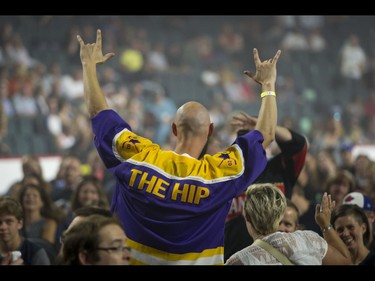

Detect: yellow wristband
260,91,276,98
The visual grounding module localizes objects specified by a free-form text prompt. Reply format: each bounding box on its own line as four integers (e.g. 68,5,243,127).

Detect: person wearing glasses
55,206,114,264
60,214,131,265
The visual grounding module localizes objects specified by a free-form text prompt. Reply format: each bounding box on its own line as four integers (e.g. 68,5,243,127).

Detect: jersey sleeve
91,109,133,169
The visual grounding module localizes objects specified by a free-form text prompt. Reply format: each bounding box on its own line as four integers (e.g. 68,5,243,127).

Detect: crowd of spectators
1,16,375,264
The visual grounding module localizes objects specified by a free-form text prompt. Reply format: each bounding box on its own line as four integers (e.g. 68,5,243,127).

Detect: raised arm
315,192,352,265
244,48,280,149
77,29,115,118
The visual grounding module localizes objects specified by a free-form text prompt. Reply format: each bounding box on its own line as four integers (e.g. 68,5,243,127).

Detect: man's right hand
77,29,115,66
231,112,257,131
0,252,24,265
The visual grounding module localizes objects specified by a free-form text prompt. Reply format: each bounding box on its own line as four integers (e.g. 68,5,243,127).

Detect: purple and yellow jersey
91,110,267,265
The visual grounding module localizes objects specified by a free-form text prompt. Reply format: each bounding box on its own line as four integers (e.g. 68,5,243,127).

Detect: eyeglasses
95,245,131,254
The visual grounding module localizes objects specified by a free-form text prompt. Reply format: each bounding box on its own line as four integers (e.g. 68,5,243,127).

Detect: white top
225,230,328,265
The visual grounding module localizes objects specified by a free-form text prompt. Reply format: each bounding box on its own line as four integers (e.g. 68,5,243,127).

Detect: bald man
77,29,280,265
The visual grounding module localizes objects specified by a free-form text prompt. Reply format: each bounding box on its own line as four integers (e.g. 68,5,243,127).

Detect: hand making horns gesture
77,29,115,65
244,48,281,86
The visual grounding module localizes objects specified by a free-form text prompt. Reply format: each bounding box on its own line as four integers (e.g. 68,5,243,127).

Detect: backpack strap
253,239,294,265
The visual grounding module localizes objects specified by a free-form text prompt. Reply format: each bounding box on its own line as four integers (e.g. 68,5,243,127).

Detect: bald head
175,101,211,137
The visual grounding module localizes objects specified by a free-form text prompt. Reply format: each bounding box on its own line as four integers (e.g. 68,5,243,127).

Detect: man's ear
361,222,367,236
208,123,214,137
78,250,90,265
172,123,177,136
18,219,23,231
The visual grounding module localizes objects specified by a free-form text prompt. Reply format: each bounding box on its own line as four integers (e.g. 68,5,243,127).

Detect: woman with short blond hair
225,183,352,265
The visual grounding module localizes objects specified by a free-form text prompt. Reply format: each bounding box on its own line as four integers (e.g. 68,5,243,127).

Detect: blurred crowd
1,15,375,265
